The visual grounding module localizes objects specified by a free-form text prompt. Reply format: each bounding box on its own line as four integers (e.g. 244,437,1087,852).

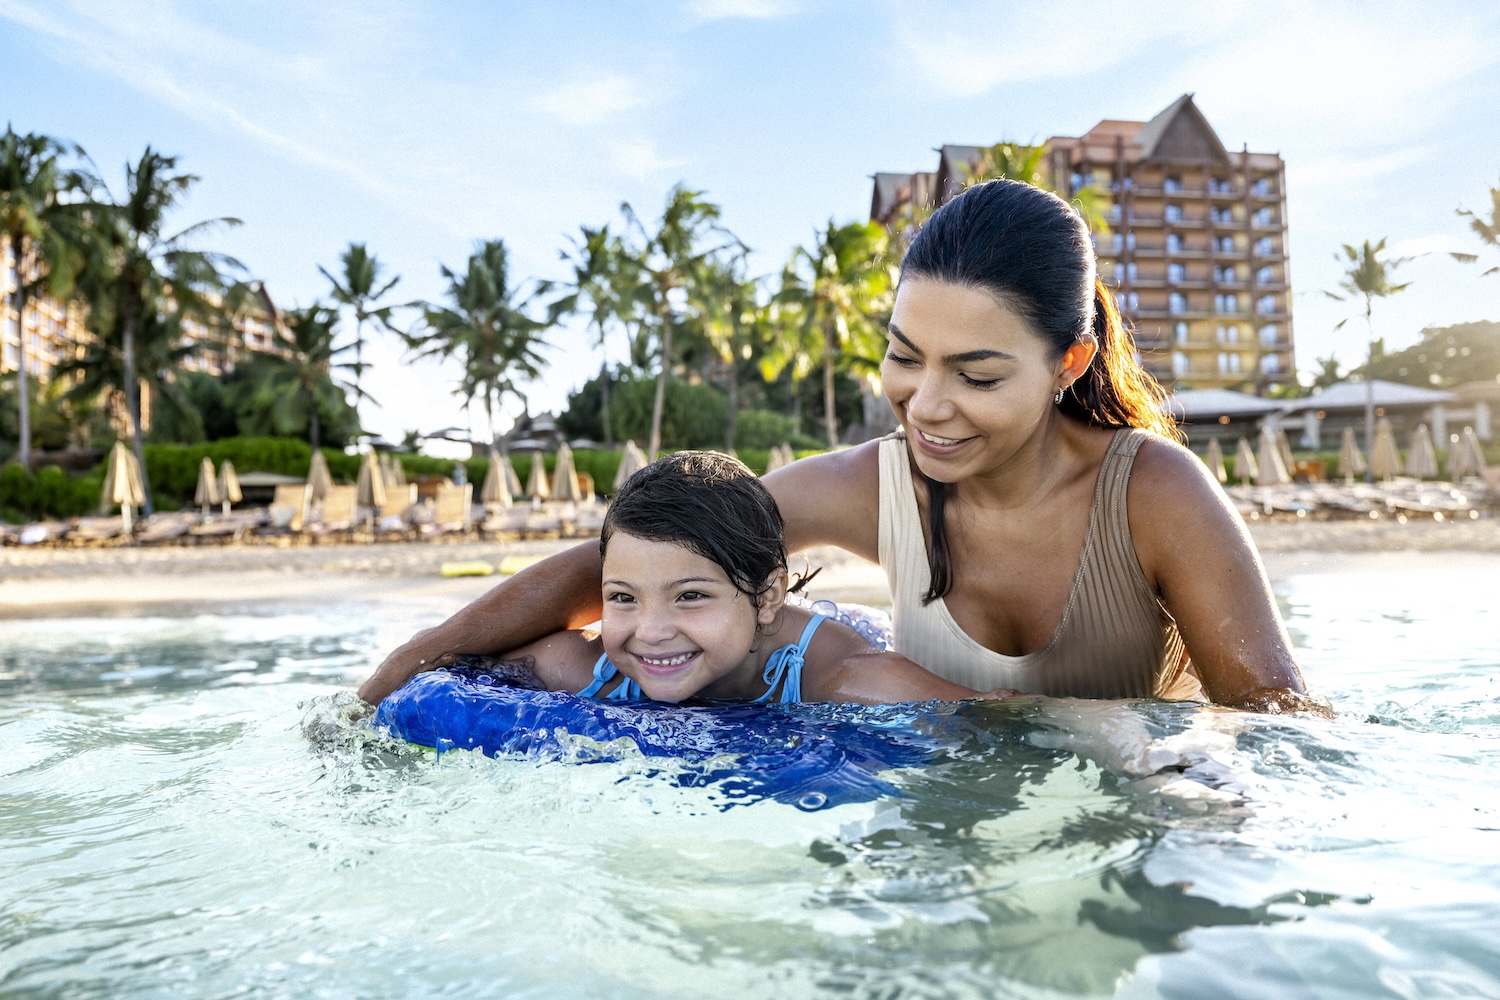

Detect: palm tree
407,239,554,447
781,220,895,448
0,126,89,470
234,304,362,450
758,262,820,432
1452,177,1500,276
556,224,626,443
318,242,400,403
620,185,742,459
691,257,761,451
85,147,242,511
961,141,1109,235
1325,238,1411,479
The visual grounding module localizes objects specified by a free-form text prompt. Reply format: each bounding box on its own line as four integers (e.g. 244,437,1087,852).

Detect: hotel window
1226,324,1240,343
1257,294,1278,315
1122,262,1138,280
1071,172,1086,192
1164,175,1182,193
1112,233,1124,252
1215,265,1236,282
1211,206,1233,224
1218,352,1242,375
1110,203,1122,222
1122,291,1139,309
1259,324,1279,346
1254,207,1275,226
1256,265,1275,284
1164,204,1183,223
1125,232,1136,250
1260,353,1281,374
1255,237,1275,256
1214,294,1238,314
1168,263,1186,283
1175,322,1189,344
1254,178,1272,196
1169,293,1187,315
1173,351,1190,375
1166,234,1183,253
1216,236,1235,253
1209,177,1232,194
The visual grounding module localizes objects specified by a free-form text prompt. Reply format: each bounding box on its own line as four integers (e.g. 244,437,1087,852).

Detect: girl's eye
606,592,635,605
677,591,708,602
959,373,1002,389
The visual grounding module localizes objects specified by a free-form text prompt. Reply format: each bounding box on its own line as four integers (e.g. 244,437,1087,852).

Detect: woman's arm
1129,438,1328,715
356,540,604,706
800,619,1019,704
765,441,883,559
498,630,602,694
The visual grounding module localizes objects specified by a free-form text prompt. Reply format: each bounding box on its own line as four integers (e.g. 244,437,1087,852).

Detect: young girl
495,451,1010,705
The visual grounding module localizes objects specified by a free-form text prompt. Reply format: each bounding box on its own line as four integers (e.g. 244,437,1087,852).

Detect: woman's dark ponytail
1060,281,1181,441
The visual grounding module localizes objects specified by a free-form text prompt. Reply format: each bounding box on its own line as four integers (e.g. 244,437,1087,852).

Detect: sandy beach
4,517,1499,618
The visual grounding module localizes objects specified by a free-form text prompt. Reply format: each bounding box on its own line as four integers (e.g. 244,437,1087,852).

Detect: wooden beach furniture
267,483,311,533
308,484,358,539
134,511,200,545
421,482,474,539
64,516,128,547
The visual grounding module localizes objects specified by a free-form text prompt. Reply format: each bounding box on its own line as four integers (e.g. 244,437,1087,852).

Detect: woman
359,180,1315,712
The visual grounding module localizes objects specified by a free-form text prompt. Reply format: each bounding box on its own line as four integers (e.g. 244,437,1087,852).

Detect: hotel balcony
1164,216,1207,229
1164,247,1209,259
1253,249,1287,261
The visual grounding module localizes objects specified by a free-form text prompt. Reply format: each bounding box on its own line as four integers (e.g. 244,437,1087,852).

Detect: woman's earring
1054,386,1066,405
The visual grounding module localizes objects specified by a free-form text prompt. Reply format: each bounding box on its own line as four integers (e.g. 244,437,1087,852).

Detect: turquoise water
2,555,1498,998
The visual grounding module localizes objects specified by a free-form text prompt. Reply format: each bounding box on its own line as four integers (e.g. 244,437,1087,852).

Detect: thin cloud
611,140,684,181
684,0,797,22
532,75,650,127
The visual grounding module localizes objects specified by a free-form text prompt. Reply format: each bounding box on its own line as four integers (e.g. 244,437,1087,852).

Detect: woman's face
881,277,1065,482
600,531,775,703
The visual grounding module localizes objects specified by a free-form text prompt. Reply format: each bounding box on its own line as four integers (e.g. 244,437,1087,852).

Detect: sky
4,0,1499,453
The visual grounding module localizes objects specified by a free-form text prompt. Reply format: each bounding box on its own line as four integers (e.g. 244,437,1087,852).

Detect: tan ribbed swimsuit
877,429,1204,701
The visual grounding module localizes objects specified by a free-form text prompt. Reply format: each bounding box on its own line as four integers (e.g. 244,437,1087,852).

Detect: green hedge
143,438,360,503
0,462,105,522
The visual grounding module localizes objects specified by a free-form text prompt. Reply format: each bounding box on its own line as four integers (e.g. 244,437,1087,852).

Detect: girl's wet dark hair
601,451,786,607
900,179,1180,603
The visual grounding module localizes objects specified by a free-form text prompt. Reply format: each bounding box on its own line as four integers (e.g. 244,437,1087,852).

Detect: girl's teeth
642,653,692,666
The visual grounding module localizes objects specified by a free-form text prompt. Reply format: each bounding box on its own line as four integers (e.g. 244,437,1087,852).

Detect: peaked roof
1134,94,1230,163
1164,388,1284,421
1280,379,1456,412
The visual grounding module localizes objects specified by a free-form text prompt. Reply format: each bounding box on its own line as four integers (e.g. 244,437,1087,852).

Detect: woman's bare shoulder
764,439,885,558
1125,433,1259,581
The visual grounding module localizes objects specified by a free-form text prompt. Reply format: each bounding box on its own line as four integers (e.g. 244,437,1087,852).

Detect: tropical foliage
1452,176,1500,277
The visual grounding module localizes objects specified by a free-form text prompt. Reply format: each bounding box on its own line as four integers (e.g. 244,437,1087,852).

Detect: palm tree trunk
121,295,155,514
309,396,321,452
823,351,838,449
1364,308,1376,484
648,310,672,460
11,268,31,471
599,359,613,445
725,364,738,453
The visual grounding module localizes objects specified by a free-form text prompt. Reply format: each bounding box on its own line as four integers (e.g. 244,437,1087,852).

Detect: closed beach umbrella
613,440,648,491
1370,418,1402,482
194,457,221,515
1339,427,1366,483
765,443,794,475
218,460,242,515
1446,431,1475,480
1404,424,1438,479
1255,428,1291,486
551,443,583,503
1205,438,1227,485
100,441,146,532
481,447,513,509
1275,426,1295,477
500,450,522,496
355,450,387,511
526,451,551,500
307,450,333,503
1234,436,1258,485
1463,426,1490,477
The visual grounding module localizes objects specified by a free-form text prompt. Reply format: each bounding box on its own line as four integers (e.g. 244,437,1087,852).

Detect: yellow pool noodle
440,560,495,577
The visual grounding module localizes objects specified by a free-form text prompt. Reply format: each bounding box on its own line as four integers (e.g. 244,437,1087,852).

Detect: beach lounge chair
136,512,201,545
309,484,358,540
479,505,529,539
65,516,129,546
421,482,473,539
189,508,269,543
266,483,311,535
375,484,420,539
17,521,71,546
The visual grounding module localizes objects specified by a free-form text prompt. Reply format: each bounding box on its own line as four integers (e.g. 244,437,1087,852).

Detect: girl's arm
357,541,605,705
1128,438,1328,715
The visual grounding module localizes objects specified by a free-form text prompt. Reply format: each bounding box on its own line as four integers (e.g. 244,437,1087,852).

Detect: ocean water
1,555,1497,999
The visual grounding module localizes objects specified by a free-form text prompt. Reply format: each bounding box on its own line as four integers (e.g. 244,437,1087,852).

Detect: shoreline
4,519,1499,617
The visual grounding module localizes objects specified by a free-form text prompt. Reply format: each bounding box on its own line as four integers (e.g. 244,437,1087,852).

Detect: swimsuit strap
578,653,643,701
754,614,827,705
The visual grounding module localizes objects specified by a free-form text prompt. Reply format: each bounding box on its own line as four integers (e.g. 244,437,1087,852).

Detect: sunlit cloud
531,75,651,127
683,0,797,22
611,140,684,181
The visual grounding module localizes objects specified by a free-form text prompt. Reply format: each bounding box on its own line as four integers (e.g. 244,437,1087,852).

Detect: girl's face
600,531,779,703
881,277,1080,483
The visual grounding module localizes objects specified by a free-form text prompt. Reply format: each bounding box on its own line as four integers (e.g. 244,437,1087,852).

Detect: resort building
0,237,90,386
870,94,1295,394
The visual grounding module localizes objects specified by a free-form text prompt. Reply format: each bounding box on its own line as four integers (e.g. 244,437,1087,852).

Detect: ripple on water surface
1,561,1499,998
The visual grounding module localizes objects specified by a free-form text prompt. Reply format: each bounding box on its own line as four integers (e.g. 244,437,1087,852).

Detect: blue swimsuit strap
578,653,642,701
754,613,828,705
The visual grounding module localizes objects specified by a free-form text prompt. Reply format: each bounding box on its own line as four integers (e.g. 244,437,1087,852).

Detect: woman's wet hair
601,451,786,607
900,179,1180,603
